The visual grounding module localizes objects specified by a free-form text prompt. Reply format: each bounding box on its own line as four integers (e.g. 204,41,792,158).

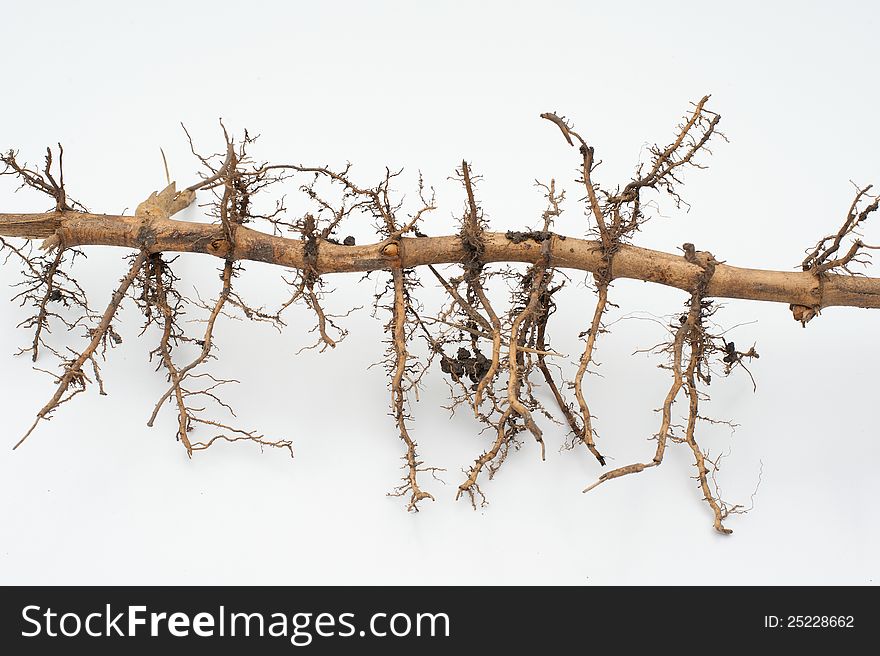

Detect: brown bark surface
2,211,877,310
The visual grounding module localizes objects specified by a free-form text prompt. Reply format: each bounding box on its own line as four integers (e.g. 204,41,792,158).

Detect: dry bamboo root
1,97,877,533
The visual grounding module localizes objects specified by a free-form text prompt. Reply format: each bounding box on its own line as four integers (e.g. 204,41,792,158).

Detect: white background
1,1,877,585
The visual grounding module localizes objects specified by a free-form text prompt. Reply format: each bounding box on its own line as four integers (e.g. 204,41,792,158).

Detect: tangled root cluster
2,97,876,533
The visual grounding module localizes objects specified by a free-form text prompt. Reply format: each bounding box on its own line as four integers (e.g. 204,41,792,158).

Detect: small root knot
790,304,819,327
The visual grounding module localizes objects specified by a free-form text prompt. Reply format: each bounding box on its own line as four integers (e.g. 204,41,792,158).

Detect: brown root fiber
1,98,877,532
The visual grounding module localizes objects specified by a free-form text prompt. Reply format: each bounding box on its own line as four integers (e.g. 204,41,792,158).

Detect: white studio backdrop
0,1,877,585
